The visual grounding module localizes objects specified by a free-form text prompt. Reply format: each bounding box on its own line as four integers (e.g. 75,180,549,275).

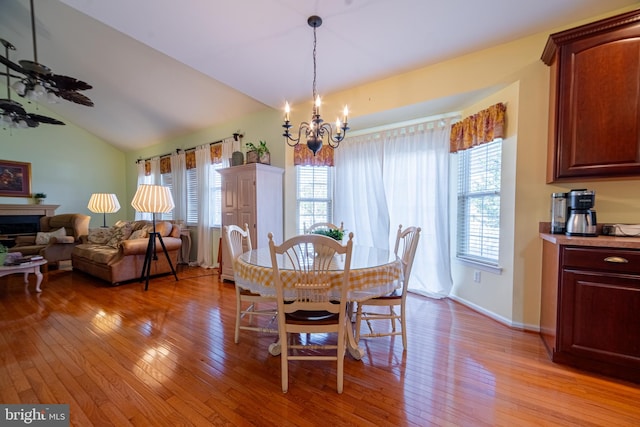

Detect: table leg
346,302,364,360
34,267,43,293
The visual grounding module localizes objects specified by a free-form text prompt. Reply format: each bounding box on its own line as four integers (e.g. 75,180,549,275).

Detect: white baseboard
448,294,540,332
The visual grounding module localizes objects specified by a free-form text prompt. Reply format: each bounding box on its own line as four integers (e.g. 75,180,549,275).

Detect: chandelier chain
312,25,317,101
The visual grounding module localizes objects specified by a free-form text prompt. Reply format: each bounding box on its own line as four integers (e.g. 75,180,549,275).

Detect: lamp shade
87,193,121,214
131,184,175,213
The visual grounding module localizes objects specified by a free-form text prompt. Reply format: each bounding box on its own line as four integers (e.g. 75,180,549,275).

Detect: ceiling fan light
46,92,59,103
25,89,38,100
11,81,26,95
18,119,28,128
33,83,46,96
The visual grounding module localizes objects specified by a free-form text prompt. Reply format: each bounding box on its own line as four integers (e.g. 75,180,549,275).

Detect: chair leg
401,303,407,350
354,303,362,342
234,286,241,344
281,333,289,393
390,306,396,332
337,329,345,394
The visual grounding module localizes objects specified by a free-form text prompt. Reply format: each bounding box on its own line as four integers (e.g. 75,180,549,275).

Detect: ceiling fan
1,38,64,128
0,0,93,108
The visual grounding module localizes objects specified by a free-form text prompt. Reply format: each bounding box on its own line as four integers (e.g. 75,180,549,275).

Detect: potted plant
311,228,345,257
246,140,270,165
0,242,7,266
311,228,345,241
33,193,47,204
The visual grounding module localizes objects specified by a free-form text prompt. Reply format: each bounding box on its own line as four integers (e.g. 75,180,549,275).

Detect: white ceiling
1,0,638,151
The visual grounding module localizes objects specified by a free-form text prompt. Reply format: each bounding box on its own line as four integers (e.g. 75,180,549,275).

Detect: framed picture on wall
0,160,31,197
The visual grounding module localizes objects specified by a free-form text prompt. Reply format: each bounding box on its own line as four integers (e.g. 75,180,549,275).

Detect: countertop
540,232,640,249
539,221,640,249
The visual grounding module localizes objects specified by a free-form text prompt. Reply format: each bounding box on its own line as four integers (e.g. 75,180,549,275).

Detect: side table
0,259,48,292
178,228,192,265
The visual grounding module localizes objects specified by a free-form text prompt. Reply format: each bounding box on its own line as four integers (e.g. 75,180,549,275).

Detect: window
164,163,223,226
296,165,333,234
457,139,502,265
159,172,174,221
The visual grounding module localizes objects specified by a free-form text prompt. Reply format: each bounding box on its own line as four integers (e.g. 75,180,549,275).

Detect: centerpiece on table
246,141,270,165
311,228,345,257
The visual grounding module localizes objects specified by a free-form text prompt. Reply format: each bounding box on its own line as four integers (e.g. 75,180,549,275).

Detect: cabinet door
558,268,640,377
552,21,640,180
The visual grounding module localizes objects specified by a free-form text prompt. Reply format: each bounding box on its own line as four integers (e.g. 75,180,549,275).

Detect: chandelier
283,16,349,156
0,0,93,108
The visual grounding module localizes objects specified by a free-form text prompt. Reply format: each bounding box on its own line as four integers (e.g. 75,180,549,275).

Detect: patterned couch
71,220,181,285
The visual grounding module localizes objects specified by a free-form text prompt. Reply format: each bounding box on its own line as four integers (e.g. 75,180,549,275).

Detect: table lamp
130,184,178,290
87,193,120,228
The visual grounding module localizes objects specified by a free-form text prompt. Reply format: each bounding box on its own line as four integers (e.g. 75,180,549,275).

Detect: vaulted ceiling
1,0,638,151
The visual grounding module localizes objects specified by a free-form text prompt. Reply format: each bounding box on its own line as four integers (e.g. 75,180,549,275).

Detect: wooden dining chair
223,224,277,344
305,221,344,234
268,231,354,393
355,224,421,350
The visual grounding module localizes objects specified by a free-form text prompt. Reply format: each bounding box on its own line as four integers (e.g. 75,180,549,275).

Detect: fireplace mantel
0,204,60,217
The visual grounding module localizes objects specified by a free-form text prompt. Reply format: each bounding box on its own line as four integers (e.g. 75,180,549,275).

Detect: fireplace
0,204,59,247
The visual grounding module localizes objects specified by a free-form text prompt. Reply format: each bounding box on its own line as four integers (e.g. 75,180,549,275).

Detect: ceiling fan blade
27,113,65,125
49,73,92,91
57,90,94,107
18,59,51,76
0,55,27,75
23,116,40,127
0,99,27,115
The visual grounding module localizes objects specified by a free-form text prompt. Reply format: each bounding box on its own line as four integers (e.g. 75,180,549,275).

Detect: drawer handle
604,256,629,264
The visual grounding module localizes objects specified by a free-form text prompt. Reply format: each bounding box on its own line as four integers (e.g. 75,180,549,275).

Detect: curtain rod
135,132,243,164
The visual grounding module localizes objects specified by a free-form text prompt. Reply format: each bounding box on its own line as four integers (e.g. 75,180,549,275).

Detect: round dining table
233,245,403,359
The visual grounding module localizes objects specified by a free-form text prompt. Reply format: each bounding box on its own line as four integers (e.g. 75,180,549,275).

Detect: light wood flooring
0,264,639,426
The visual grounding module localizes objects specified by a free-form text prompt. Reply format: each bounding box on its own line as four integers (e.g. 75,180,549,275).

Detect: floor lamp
131,184,178,291
87,193,120,228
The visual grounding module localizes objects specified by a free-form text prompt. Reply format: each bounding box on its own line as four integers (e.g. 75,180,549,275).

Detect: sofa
71,220,181,285
10,213,91,267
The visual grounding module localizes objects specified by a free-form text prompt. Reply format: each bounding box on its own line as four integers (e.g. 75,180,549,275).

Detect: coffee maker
565,189,597,236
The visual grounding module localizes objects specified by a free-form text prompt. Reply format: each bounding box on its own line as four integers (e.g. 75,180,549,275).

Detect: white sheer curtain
221,136,238,166
169,151,187,223
335,117,456,298
382,118,454,298
134,157,160,221
334,134,389,249
195,145,214,268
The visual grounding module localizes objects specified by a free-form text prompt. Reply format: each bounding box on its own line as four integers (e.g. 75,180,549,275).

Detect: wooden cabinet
541,238,640,383
542,10,640,182
217,163,283,281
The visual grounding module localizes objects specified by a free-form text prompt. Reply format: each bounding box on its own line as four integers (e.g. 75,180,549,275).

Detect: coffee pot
565,189,597,236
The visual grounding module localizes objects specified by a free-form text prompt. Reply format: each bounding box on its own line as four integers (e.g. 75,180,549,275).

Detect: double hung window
456,139,502,265
296,165,333,234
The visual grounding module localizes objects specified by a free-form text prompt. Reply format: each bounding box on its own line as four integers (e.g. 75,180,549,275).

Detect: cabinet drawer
562,246,640,274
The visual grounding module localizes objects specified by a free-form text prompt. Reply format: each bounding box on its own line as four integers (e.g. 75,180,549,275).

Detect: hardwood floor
0,265,639,426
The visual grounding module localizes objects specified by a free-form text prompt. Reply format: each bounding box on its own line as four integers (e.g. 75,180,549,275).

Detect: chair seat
373,289,402,300
286,310,339,324
239,288,263,297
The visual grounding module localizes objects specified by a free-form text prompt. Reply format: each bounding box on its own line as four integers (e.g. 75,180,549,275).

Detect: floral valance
144,142,223,175
293,143,334,167
449,102,506,153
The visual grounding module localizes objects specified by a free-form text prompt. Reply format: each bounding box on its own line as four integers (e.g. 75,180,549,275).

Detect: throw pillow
88,228,113,245
35,227,66,245
129,229,148,240
106,222,133,248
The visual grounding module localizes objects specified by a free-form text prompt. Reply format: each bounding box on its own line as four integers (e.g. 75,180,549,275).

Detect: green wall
0,105,127,227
